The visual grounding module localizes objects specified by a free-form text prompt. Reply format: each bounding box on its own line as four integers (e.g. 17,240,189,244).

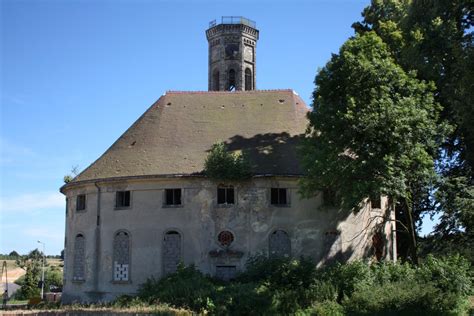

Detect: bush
131,256,472,315
137,264,217,313
204,142,251,180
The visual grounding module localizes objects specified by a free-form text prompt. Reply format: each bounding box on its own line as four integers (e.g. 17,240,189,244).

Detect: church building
60,17,396,303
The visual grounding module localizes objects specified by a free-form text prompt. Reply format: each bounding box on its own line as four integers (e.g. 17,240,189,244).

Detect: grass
3,303,193,315
6,299,29,305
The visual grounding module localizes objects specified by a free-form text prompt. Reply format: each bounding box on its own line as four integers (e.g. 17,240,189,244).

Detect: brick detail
269,230,291,257
163,232,181,275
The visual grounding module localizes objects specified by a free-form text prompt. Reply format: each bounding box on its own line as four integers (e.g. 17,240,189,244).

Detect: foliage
351,0,474,262
45,266,63,292
130,256,472,315
204,142,252,181
14,249,46,300
300,31,444,211
8,251,19,257
137,263,218,313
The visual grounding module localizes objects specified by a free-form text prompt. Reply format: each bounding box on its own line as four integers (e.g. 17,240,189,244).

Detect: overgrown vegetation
204,142,252,181
124,255,473,315
300,0,474,264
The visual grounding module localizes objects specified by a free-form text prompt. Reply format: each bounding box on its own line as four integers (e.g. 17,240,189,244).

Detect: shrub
299,300,345,316
204,142,251,180
137,264,217,313
131,256,472,315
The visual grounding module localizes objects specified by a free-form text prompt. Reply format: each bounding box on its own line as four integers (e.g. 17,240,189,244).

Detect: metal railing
209,16,256,28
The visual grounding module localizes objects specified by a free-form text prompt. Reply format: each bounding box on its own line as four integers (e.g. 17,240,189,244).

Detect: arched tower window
213,70,220,91
163,230,182,275
269,230,291,257
73,234,85,281
113,231,130,282
245,68,252,91
227,69,236,91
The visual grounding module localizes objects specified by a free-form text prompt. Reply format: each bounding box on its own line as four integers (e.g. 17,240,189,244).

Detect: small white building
60,17,396,303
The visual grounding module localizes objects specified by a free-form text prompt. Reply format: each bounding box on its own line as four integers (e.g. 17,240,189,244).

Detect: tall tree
15,249,45,299
300,32,446,262
352,0,474,257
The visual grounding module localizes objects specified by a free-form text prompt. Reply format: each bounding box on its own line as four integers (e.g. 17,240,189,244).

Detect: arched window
227,69,236,91
113,231,130,282
213,70,220,91
73,234,85,281
269,230,291,257
163,231,181,275
245,68,252,91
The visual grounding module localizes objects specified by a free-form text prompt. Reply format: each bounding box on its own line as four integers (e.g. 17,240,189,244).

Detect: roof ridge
165,89,294,95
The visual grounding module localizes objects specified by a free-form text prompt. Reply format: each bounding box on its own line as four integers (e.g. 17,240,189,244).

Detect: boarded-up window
113,231,130,281
73,234,85,281
163,231,181,275
269,230,291,257
216,265,236,281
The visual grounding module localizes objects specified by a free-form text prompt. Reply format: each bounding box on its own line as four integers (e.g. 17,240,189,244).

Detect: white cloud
0,191,65,213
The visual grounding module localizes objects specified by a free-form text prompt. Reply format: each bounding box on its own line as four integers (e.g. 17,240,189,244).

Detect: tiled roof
67,90,309,186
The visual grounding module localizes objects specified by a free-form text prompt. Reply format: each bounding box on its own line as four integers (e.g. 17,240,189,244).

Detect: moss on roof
69,89,309,185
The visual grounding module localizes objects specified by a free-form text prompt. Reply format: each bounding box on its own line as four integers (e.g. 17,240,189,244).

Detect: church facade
60,17,396,303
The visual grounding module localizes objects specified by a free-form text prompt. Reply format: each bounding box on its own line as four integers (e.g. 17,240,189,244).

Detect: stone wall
61,177,395,303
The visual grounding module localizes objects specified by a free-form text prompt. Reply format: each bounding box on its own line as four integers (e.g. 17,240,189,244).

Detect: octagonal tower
206,16,259,91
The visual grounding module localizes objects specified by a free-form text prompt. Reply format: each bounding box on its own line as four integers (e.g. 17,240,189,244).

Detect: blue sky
0,0,437,255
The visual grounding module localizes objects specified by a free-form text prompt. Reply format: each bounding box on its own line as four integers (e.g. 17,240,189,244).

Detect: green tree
8,251,19,257
15,249,46,299
352,0,474,260
204,142,251,181
300,32,445,263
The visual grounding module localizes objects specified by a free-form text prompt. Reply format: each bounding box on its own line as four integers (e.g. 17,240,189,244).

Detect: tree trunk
404,198,419,264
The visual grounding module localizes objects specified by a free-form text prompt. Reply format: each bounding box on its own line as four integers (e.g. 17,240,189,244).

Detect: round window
218,231,234,247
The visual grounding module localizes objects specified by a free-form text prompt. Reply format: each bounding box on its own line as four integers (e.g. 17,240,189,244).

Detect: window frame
270,188,290,207
76,194,86,212
163,188,183,207
217,186,235,206
115,191,131,209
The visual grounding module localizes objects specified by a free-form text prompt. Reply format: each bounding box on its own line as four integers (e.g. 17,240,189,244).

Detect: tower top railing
209,16,256,29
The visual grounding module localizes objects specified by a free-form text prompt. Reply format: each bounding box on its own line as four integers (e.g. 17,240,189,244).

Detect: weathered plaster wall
62,177,394,303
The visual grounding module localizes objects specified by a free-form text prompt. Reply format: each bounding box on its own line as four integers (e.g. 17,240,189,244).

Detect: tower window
213,70,220,91
245,68,252,90
227,69,236,91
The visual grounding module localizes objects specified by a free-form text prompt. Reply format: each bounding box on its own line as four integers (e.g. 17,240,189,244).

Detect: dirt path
2,267,26,283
